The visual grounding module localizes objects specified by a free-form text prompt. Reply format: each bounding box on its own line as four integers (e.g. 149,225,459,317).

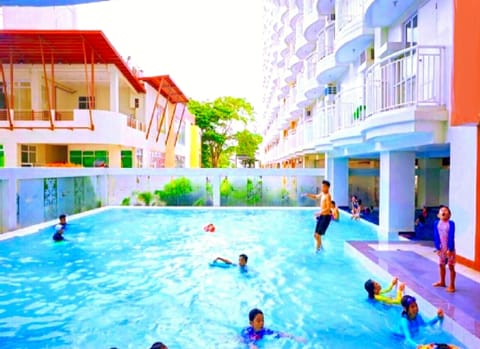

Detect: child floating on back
364,277,405,305
241,308,306,349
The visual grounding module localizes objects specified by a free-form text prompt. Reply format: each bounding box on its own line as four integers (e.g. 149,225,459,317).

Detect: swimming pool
0,208,465,349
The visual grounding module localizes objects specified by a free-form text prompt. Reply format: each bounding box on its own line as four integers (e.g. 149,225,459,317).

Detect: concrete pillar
379,151,416,235
109,67,119,113
0,170,17,232
4,143,18,167
417,158,442,207
211,174,220,207
325,154,349,207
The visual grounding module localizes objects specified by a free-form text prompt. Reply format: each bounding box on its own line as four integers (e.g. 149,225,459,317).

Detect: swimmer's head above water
239,254,248,267
364,279,381,298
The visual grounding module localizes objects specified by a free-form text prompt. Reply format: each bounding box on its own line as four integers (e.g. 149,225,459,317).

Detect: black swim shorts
315,215,332,235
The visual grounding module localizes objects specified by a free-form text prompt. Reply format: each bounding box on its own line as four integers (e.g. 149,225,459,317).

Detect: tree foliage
188,97,254,168
235,129,263,167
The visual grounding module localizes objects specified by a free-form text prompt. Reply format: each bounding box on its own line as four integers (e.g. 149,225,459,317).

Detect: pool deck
348,240,480,348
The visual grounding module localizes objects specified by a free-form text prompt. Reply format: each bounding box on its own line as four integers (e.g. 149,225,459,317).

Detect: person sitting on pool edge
364,277,405,305
241,308,306,349
331,200,340,221
395,295,445,348
213,254,248,270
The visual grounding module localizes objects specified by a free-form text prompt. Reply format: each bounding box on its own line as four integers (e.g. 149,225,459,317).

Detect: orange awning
451,0,480,125
141,75,188,104
0,30,146,93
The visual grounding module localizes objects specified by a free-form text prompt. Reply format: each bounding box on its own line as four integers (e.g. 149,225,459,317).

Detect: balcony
316,22,348,84
295,73,312,108
365,0,418,28
304,1,324,41
304,52,324,100
312,104,335,147
364,45,446,123
318,0,335,15
334,0,374,64
0,109,149,145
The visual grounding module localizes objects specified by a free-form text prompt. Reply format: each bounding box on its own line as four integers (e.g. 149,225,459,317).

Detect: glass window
21,144,36,166
404,13,418,48
78,96,95,109
14,81,31,110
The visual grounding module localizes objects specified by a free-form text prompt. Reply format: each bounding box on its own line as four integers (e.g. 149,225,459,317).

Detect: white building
261,0,480,270
0,30,201,168
0,5,78,29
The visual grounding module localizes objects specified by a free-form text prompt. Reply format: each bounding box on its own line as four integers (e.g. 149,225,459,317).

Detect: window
21,144,36,166
0,144,4,168
121,150,133,168
14,82,31,110
177,122,186,146
78,96,95,109
0,83,6,109
404,13,418,48
136,148,143,168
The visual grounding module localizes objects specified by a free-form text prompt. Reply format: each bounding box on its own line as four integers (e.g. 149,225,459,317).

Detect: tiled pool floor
348,240,480,348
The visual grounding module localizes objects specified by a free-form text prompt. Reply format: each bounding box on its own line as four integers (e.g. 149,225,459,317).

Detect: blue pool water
0,208,465,349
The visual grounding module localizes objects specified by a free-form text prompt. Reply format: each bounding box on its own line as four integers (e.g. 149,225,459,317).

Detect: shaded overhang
0,29,146,93
140,75,188,104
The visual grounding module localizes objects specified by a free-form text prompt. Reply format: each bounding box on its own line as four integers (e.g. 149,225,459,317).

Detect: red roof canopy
0,30,145,93
141,75,188,104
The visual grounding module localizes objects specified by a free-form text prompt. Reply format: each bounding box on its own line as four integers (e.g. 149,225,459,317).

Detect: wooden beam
155,99,169,143
82,39,94,131
174,104,187,146
145,78,165,139
164,102,178,145
50,51,56,129
0,60,13,129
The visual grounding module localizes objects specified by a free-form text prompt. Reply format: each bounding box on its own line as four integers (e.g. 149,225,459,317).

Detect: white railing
318,22,335,60
304,119,313,144
365,45,445,117
334,86,365,131
336,0,366,34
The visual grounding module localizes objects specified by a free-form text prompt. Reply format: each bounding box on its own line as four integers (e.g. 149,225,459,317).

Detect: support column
325,154,349,207
449,126,479,269
4,142,18,167
379,151,416,235
1,170,17,232
417,158,442,207
212,174,220,207
109,67,119,113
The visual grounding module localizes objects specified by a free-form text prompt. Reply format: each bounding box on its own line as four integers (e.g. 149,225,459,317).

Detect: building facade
261,0,480,270
0,30,200,169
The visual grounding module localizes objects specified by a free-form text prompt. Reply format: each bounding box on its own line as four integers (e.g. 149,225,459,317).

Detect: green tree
188,97,254,167
235,129,263,168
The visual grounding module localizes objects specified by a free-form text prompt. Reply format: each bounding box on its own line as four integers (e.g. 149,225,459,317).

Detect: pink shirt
437,220,450,253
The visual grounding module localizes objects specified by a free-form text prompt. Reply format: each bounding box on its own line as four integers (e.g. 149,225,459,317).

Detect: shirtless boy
303,180,333,252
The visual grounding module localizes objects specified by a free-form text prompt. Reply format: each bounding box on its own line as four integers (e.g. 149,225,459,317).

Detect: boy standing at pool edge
303,180,333,252
433,206,456,292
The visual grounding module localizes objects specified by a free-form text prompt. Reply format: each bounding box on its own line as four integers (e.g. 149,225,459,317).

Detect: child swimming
364,277,405,305
213,254,248,271
396,295,444,348
241,308,305,349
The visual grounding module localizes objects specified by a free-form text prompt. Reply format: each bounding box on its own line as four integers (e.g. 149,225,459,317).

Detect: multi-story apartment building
0,30,201,168
261,0,480,270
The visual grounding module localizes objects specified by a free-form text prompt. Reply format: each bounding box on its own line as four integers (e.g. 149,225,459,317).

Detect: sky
75,0,265,115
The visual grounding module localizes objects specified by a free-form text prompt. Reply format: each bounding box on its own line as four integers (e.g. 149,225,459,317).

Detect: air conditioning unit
130,97,140,109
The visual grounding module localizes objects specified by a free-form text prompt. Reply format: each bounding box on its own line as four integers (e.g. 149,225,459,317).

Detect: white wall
448,126,477,261
2,6,77,29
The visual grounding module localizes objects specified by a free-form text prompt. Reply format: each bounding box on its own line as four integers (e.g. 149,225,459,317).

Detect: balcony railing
365,45,445,117
335,86,365,131
336,0,366,34
126,114,146,132
318,22,335,60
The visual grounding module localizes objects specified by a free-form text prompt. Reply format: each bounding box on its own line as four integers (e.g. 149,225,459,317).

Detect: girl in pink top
432,206,456,292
